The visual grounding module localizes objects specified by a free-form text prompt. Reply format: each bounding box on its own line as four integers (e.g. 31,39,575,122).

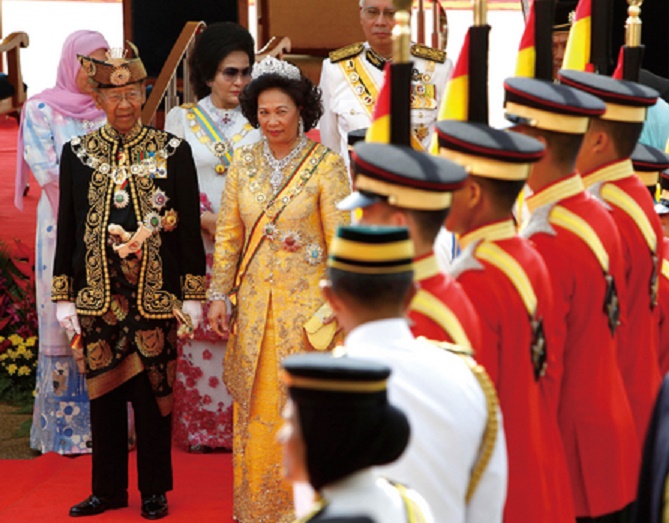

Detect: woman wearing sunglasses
164,22,260,455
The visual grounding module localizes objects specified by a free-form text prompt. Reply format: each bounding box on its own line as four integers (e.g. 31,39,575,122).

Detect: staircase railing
141,21,205,126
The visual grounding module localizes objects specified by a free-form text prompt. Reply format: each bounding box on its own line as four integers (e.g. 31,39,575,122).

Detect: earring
298,118,305,137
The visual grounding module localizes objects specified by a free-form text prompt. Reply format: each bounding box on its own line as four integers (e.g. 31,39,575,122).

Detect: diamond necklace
263,135,308,194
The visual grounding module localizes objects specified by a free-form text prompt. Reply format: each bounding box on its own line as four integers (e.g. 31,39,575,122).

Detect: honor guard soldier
504,76,641,522
559,69,664,443
319,0,452,162
280,352,434,522
319,224,506,522
436,120,575,523
636,152,669,375
656,172,669,374
337,142,482,349
53,45,206,519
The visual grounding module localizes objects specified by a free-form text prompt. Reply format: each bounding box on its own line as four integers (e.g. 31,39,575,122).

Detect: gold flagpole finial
625,0,643,47
392,0,412,62
473,0,488,26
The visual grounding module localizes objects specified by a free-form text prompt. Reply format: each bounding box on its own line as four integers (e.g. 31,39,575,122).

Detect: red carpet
0,116,39,253
0,449,235,522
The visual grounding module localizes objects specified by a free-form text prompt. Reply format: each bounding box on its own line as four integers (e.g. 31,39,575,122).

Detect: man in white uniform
321,220,508,523
319,0,452,163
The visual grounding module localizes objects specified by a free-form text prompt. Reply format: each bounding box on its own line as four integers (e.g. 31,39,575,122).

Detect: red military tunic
582,159,663,441
658,238,669,375
450,219,574,523
522,174,640,517
408,252,482,350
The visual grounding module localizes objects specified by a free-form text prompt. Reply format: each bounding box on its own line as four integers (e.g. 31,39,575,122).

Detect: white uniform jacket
344,319,507,523
319,42,452,164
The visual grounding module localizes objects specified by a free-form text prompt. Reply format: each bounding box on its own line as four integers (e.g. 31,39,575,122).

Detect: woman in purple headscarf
15,30,108,455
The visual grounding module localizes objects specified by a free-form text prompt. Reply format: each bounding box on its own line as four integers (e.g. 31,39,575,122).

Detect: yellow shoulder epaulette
410,43,447,63
181,103,196,109
329,42,365,63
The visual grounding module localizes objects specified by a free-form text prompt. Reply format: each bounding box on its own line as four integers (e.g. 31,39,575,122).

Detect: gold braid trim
423,338,499,503
51,274,74,301
387,479,428,523
182,274,206,300
458,354,499,503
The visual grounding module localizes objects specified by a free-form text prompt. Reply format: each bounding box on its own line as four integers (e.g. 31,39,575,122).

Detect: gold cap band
601,102,647,123
505,101,591,134
438,149,532,181
355,174,454,210
636,171,660,186
282,372,388,392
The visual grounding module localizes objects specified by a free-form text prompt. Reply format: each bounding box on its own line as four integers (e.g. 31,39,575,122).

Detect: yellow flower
18,366,31,376
8,334,22,346
7,364,17,375
25,337,37,347
0,354,7,361
24,349,34,359
16,345,26,356
7,349,16,359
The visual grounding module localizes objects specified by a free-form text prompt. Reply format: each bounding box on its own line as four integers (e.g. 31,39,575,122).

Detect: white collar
345,319,413,348
321,469,378,502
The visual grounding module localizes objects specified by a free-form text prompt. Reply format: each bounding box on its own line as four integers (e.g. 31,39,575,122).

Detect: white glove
56,301,81,335
183,300,203,331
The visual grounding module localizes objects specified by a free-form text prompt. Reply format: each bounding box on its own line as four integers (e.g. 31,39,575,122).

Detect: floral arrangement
0,239,38,404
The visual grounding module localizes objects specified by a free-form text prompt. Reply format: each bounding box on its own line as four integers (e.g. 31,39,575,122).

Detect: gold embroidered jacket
51,124,207,318
209,140,351,410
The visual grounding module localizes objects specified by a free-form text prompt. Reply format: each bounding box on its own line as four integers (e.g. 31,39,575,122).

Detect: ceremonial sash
339,55,380,117
601,183,658,255
601,183,659,307
475,241,547,379
187,105,254,173
549,205,621,334
411,289,472,348
229,143,324,308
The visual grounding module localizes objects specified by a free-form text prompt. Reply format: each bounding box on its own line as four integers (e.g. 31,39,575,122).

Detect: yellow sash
339,55,380,117
475,241,547,378
411,289,472,348
601,183,658,254
476,242,537,316
550,206,610,273
229,143,323,308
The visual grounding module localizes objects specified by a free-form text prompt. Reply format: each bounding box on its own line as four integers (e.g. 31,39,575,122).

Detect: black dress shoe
141,493,168,520
69,493,128,517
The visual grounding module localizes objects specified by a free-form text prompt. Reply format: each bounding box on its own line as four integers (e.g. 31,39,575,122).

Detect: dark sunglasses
218,66,253,81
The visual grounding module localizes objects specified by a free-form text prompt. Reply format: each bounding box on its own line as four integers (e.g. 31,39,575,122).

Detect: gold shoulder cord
388,480,427,523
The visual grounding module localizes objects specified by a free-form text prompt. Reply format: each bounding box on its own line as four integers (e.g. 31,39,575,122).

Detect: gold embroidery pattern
135,328,165,358
183,274,206,299
51,274,74,301
87,339,113,371
410,42,447,63
328,41,364,63
70,126,182,318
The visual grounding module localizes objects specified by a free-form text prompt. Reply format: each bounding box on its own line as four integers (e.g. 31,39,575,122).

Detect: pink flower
202,394,212,405
208,376,219,388
202,349,213,361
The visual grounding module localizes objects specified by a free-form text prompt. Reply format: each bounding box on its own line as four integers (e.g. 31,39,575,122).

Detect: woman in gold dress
207,57,351,523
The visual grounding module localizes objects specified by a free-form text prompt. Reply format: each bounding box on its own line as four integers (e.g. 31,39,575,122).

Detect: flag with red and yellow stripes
515,0,536,77
561,0,592,71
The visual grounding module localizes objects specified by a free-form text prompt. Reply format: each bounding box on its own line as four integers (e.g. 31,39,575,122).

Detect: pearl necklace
263,136,308,194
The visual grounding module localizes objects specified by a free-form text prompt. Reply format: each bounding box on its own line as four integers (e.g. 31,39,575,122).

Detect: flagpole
468,0,490,123
621,0,644,81
391,0,413,146
534,0,556,81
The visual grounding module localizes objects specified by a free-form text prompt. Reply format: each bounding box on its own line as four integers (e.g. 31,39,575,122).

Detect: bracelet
207,290,227,302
